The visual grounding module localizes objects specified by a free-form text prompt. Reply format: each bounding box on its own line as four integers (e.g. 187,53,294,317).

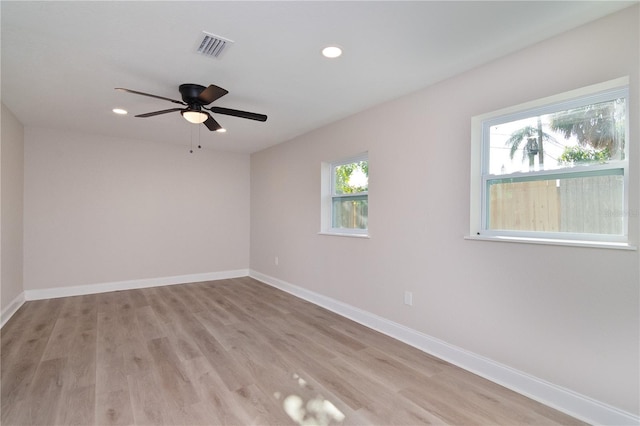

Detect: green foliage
549,99,625,157
335,161,368,194
558,146,610,165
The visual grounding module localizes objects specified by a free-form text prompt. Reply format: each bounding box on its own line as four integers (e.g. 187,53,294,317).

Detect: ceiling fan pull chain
190,123,195,153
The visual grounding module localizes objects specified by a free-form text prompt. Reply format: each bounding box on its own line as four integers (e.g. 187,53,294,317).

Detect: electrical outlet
275,256,279,266
404,291,413,306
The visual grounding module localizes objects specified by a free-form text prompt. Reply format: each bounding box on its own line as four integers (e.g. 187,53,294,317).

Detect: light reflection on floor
274,373,346,425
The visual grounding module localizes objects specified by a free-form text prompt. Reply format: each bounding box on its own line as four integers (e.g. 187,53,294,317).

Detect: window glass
334,161,368,194
488,98,626,175
332,195,368,230
487,170,624,235
475,80,629,243
327,156,368,233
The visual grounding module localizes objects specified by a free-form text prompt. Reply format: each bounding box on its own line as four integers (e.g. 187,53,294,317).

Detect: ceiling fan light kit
115,83,267,132
181,110,208,124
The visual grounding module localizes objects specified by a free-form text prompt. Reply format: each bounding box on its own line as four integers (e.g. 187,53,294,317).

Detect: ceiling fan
115,83,267,131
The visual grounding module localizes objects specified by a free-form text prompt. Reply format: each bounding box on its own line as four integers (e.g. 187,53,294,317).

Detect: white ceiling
1,1,635,154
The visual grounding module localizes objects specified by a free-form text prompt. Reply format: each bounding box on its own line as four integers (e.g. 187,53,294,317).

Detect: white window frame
320,153,369,238
468,77,635,249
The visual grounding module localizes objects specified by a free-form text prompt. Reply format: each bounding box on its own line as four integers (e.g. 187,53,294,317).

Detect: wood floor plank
334,345,437,393
266,368,372,426
184,284,239,326
183,355,257,425
163,282,210,314
153,287,255,392
0,278,587,426
1,298,65,423
96,388,135,426
127,370,171,425
54,312,97,425
147,337,200,407
399,369,526,426
1,299,63,366
127,288,151,309
145,287,205,362
134,304,167,341
54,384,96,426
266,335,376,412
328,316,451,375
41,316,78,361
235,383,295,425
95,311,128,394
23,357,67,425
64,320,97,390
96,290,123,314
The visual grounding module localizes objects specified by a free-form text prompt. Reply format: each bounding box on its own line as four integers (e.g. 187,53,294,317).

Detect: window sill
465,234,637,251
318,231,370,239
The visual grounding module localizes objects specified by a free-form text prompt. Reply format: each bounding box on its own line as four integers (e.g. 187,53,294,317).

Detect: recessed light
112,108,128,115
322,46,342,59
216,128,227,133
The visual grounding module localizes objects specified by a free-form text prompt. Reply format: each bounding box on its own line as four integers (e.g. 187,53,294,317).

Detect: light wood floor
1,277,585,425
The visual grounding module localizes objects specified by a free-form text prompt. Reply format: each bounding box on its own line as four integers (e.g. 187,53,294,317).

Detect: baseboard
23,269,249,301
249,269,640,426
1,292,26,329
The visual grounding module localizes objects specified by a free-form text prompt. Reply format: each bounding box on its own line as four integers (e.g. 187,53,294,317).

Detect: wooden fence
333,197,368,229
489,176,623,234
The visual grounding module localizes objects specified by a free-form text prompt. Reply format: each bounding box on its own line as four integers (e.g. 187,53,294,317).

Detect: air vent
197,32,234,58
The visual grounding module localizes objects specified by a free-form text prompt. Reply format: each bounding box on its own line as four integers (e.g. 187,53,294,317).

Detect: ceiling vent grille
197,32,234,58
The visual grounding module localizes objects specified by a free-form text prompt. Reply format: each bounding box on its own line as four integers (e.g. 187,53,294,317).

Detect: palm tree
505,117,555,170
549,99,625,159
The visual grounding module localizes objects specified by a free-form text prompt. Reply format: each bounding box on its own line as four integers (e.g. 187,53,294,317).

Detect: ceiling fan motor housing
179,84,207,104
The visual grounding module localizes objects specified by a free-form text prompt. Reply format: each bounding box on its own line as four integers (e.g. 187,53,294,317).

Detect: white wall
24,128,250,291
1,103,25,314
250,7,639,416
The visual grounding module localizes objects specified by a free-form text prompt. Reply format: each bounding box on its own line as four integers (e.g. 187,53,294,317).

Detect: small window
471,78,630,245
321,154,368,236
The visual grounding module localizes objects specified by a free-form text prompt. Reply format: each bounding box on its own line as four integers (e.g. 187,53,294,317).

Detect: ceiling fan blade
203,114,222,131
135,108,184,118
208,106,267,122
115,88,185,105
197,84,229,104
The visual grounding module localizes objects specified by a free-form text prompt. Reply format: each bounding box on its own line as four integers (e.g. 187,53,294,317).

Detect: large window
321,154,368,236
471,78,630,246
